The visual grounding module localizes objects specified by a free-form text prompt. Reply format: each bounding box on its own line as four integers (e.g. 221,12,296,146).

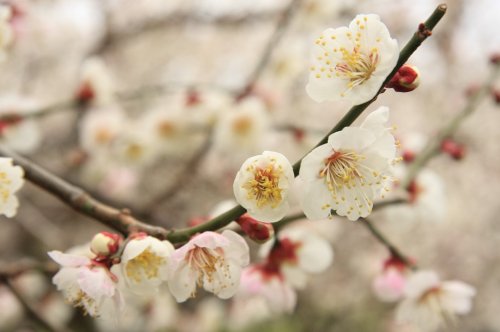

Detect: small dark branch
0,145,169,239
144,133,214,213
359,218,416,269
292,4,447,176
236,0,303,99
1,277,65,332
97,10,280,55
400,64,500,189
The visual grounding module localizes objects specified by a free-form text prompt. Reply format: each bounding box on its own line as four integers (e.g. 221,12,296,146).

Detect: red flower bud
402,150,416,163
75,81,95,105
236,214,274,243
441,138,466,160
492,89,500,104
386,65,420,92
490,53,500,65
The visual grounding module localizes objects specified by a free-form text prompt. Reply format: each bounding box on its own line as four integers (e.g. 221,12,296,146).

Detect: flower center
125,143,144,160
336,46,379,93
71,289,96,316
94,127,113,144
232,116,253,136
320,151,364,189
187,246,225,286
158,120,176,138
0,171,12,203
244,164,283,208
125,248,165,283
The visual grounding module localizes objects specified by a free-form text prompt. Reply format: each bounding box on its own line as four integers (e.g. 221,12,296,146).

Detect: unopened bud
441,138,466,160
90,232,123,257
401,150,415,163
490,53,500,65
492,89,500,104
386,65,420,92
75,81,95,105
236,214,274,243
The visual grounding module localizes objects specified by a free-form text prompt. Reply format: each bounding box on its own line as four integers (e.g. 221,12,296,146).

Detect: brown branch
0,145,169,239
0,260,58,278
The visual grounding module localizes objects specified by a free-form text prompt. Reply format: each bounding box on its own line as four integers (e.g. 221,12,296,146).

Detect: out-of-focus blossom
383,167,446,224
39,293,74,330
111,125,157,168
395,270,476,331
259,226,333,289
0,5,13,61
0,285,23,331
0,96,41,153
0,157,24,218
48,250,123,317
233,151,294,222
213,97,270,156
306,14,399,105
398,132,428,163
76,57,115,106
79,107,126,154
97,167,138,201
119,235,174,294
299,107,396,221
168,230,249,302
372,256,410,303
234,265,297,315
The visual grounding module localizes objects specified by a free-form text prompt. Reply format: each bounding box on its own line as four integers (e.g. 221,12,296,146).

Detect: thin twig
0,260,58,278
0,145,169,239
236,0,303,99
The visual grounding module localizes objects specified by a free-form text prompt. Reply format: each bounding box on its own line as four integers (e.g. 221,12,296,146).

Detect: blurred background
0,0,499,331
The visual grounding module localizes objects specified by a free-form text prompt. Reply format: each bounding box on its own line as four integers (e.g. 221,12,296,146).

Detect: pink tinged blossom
0,157,24,218
259,226,333,289
372,268,407,303
236,265,297,314
395,270,476,331
48,250,123,317
306,14,399,105
119,235,174,294
299,107,396,221
233,151,294,223
168,230,250,302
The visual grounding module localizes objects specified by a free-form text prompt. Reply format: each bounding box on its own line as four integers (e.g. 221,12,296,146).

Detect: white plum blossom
306,14,399,105
77,57,115,105
299,107,396,221
396,270,476,331
48,250,123,317
119,235,174,294
0,157,24,218
259,226,333,289
233,151,294,223
79,107,126,153
213,97,271,156
168,230,250,302
372,257,410,303
0,96,42,153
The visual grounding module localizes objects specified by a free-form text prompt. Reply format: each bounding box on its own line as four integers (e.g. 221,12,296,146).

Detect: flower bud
75,81,95,105
492,89,500,104
401,150,415,163
236,214,274,243
90,232,122,257
386,65,420,92
490,53,500,65
441,138,466,160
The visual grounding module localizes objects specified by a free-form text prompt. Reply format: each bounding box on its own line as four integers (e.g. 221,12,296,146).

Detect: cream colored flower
0,157,24,218
233,151,294,223
306,14,399,105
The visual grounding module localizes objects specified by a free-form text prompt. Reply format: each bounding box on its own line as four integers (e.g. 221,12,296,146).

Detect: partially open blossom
48,250,123,317
233,151,294,223
236,214,274,243
120,235,174,294
0,157,24,218
90,232,123,257
386,64,420,92
299,107,396,221
76,57,115,105
396,270,476,331
168,230,249,302
306,14,399,105
234,265,297,315
259,226,333,289
372,256,411,302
